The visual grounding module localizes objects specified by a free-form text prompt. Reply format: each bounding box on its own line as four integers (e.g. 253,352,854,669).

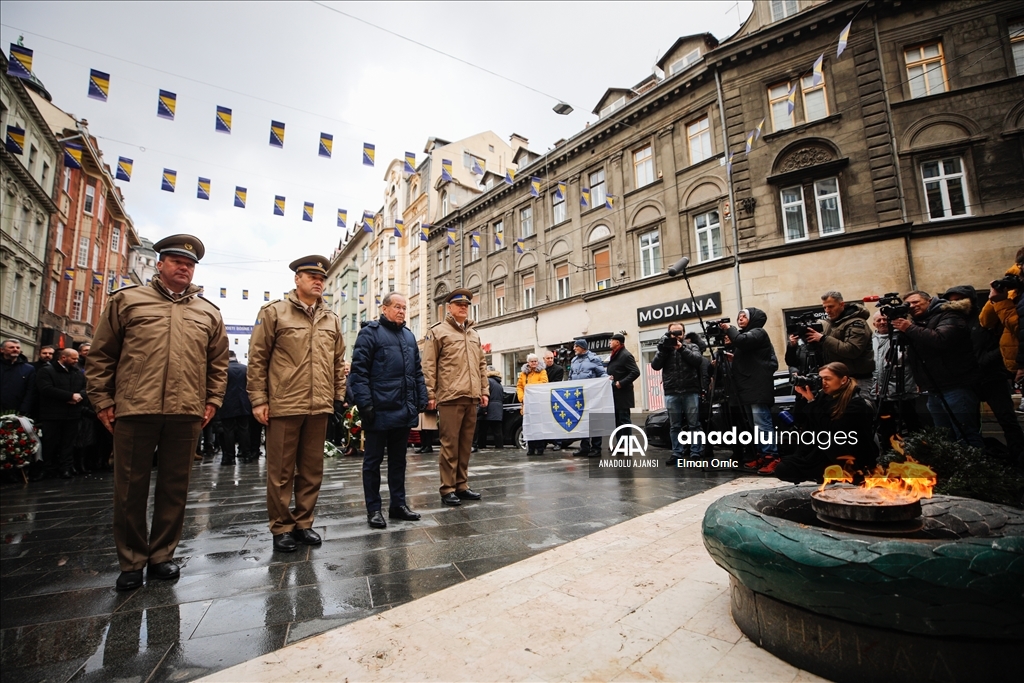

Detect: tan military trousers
265,413,328,535
112,416,202,571
437,398,478,495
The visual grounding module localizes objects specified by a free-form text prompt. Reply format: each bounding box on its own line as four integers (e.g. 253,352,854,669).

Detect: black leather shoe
60,469,73,479
116,570,144,591
295,528,322,545
221,460,235,466
455,489,482,500
273,532,298,552
471,446,479,453
147,561,180,581
571,449,588,457
389,505,421,521
441,492,462,506
367,511,387,528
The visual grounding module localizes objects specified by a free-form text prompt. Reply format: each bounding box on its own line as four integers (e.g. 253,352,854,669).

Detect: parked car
644,370,797,452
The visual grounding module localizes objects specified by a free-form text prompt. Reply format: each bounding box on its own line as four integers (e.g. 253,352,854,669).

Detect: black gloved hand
360,405,376,428
334,400,346,416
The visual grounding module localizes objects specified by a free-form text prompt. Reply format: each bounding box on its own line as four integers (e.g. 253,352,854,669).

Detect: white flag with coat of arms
522,378,616,441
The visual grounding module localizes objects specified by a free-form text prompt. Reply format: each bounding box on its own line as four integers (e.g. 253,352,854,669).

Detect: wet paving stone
1,440,740,681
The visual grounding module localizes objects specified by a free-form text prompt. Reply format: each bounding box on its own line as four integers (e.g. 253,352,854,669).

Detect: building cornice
0,149,58,213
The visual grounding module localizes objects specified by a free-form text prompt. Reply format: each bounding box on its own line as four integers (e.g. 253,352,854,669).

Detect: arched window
589,225,611,243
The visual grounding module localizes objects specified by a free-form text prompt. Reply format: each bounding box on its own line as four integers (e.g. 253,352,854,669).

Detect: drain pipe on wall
715,69,743,309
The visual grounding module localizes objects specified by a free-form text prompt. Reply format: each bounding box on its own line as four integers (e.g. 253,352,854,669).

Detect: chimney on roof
509,133,529,153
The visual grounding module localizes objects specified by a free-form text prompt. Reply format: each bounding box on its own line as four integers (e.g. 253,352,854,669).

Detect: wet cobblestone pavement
0,442,741,682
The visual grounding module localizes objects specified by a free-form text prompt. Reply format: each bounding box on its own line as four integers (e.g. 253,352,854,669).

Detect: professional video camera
786,312,824,337
992,273,1024,293
866,293,910,320
554,346,573,365
703,318,731,347
790,372,823,393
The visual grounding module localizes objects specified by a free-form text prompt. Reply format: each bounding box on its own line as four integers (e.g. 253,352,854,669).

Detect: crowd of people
3,230,1021,592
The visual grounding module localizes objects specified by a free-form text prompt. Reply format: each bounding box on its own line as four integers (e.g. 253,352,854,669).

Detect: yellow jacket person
86,234,229,592
247,255,346,552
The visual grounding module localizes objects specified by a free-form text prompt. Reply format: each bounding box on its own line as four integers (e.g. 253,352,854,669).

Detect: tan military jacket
86,277,229,418
421,314,488,405
247,291,346,418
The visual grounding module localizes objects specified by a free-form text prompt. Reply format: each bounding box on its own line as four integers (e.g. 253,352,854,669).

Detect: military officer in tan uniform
422,289,489,506
248,255,346,552
87,235,229,591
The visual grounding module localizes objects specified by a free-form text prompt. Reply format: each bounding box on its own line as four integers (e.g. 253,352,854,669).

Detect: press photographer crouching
773,362,878,483
719,308,779,470
651,322,706,465
890,291,983,448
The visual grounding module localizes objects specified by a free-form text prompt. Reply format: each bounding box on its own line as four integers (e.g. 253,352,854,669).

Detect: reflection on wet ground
1,441,741,682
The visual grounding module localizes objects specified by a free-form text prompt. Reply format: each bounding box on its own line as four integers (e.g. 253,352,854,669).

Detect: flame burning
819,450,937,502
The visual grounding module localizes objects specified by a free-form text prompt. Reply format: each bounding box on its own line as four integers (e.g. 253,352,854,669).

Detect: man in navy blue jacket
219,350,253,465
348,293,428,529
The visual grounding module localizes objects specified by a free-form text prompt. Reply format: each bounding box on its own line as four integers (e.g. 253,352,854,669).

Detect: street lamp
553,102,574,115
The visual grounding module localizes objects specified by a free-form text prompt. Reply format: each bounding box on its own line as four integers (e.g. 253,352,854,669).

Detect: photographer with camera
719,308,779,470
652,323,706,465
774,362,878,484
890,291,983,448
870,311,920,447
944,285,1024,467
978,248,1023,383
801,291,873,380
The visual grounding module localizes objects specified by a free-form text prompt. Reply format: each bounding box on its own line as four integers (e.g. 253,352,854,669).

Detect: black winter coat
482,376,504,421
0,354,35,415
220,359,252,419
348,316,428,431
724,307,778,406
545,362,565,383
651,338,703,395
35,361,86,421
606,347,640,409
902,297,977,391
775,384,878,483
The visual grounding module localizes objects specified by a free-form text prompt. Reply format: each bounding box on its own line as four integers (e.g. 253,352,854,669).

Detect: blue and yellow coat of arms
551,386,585,432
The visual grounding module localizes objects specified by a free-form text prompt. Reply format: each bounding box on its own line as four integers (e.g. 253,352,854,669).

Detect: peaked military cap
446,288,473,304
289,255,330,276
154,234,205,262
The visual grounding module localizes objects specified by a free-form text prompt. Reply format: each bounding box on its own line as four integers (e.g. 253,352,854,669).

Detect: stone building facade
27,88,140,350
0,51,61,358
428,0,1024,409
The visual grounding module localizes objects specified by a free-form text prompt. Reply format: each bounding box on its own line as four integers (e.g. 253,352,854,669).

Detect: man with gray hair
802,290,874,380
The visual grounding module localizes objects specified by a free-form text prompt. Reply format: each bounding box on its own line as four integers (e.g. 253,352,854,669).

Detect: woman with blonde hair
517,353,548,455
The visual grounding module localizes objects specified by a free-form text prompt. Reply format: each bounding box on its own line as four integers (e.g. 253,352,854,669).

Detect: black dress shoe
455,489,482,500
273,532,298,552
441,492,462,506
471,446,479,453
60,469,73,479
367,511,387,528
571,449,589,457
295,528,322,545
221,460,235,466
116,570,144,591
389,505,421,521
147,561,180,581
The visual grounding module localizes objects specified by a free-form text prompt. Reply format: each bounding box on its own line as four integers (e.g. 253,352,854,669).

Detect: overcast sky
2,1,752,325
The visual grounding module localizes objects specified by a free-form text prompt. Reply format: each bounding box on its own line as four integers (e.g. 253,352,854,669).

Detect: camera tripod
873,329,917,441
874,321,973,447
